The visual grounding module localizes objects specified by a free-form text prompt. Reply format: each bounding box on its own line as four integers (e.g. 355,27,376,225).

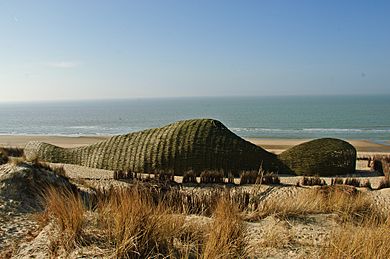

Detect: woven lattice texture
24,119,290,176
278,138,356,176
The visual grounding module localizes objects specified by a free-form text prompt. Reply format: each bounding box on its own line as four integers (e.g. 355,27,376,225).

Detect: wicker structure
278,138,356,176
25,119,290,176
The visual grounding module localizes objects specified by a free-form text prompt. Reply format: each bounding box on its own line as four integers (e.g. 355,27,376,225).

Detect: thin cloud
46,61,81,69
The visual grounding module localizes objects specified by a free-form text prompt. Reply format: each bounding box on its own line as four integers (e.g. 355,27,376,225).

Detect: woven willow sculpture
24,119,290,176
278,138,356,176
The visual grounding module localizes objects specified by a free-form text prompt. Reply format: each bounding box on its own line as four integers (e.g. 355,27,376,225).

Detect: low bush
331,177,343,185
344,178,361,187
183,170,198,184
154,169,174,182
239,171,258,185
113,170,133,180
200,171,224,184
301,176,327,186
261,173,281,185
240,170,280,185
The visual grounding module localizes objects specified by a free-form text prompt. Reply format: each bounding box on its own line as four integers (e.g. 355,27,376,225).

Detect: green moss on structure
278,138,356,176
24,119,291,176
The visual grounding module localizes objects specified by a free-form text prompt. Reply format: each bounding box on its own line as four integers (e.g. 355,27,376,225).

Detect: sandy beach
1,135,389,154
0,135,107,148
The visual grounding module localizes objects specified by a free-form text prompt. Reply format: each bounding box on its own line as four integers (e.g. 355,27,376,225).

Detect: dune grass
40,183,249,258
322,217,390,258
42,187,84,249
37,178,389,258
203,197,247,258
245,186,373,223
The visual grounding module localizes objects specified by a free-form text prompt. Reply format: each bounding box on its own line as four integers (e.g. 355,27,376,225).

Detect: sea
0,95,389,144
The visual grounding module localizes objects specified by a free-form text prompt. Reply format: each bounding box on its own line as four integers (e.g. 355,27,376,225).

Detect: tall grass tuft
322,218,390,258
97,185,184,258
203,197,247,258
43,187,85,248
247,186,373,223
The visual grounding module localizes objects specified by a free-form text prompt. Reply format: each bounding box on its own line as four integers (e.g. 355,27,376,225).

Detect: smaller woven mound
278,138,356,176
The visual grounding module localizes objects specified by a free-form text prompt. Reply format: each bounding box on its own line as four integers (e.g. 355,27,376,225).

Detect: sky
0,0,389,102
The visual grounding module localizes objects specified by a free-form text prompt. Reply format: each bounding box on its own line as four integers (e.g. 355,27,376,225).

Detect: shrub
239,171,258,185
301,176,327,186
200,171,224,184
154,169,174,182
331,177,344,185
240,171,280,185
113,170,133,180
260,173,280,185
344,178,361,187
183,170,198,184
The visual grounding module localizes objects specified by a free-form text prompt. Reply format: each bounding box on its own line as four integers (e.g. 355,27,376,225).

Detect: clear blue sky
1,0,389,101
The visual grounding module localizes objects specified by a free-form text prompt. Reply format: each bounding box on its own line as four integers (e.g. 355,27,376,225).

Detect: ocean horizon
0,95,389,144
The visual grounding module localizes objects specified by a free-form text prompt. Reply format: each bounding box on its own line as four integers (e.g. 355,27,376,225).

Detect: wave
231,127,390,134
1,126,389,139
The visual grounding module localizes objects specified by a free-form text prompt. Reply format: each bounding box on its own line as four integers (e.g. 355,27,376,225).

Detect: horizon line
1,93,390,104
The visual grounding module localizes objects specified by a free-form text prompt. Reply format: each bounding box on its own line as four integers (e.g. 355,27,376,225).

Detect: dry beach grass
19,175,387,258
